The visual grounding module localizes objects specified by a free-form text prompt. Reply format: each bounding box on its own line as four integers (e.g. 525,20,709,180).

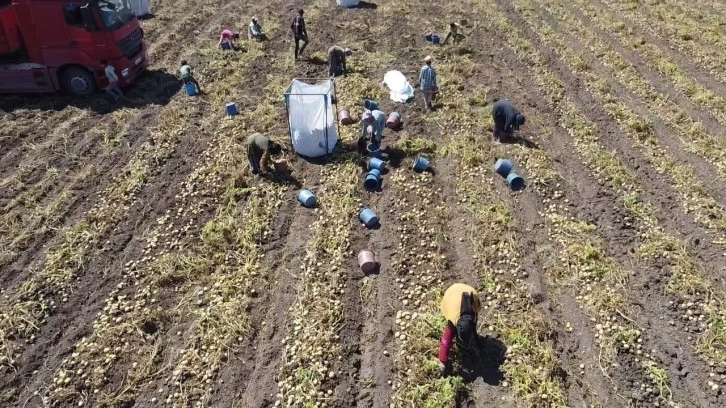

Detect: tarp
337,0,361,7
383,70,415,103
129,0,151,16
285,79,339,158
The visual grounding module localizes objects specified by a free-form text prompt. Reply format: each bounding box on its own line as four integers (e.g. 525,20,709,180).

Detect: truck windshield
96,0,135,31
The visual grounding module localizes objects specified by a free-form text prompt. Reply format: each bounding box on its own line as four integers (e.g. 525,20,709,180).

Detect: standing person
438,283,482,376
179,60,201,93
218,28,240,50
247,133,283,176
442,22,463,45
327,46,352,77
418,55,438,111
360,109,386,145
248,17,265,41
491,99,526,141
101,60,126,102
290,9,308,60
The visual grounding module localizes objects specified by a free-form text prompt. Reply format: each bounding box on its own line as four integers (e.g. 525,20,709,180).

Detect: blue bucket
221,42,231,50
359,207,379,228
364,99,378,111
424,33,433,42
367,143,382,159
369,157,385,172
494,158,513,178
226,102,238,116
364,169,381,191
412,154,430,172
506,173,526,192
432,34,441,45
185,83,197,96
297,189,317,208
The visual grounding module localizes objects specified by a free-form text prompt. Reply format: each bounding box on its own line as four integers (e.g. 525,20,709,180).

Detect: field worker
418,56,438,111
492,99,526,141
218,28,239,49
101,60,126,102
442,22,463,45
248,17,265,41
438,283,482,375
290,9,308,60
247,133,283,175
360,109,386,145
179,60,201,93
327,45,352,77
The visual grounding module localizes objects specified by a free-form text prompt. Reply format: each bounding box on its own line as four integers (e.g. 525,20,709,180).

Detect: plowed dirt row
1,1,724,407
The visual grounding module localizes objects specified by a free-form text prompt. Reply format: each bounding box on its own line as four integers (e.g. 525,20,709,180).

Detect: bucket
432,34,441,45
369,157,385,172
506,173,526,192
221,42,231,50
225,102,238,116
364,99,378,111
339,109,353,125
185,83,197,96
364,169,381,191
359,207,379,228
424,33,433,42
494,158,514,178
367,143,382,159
357,250,377,273
386,112,401,129
412,154,430,172
297,189,317,208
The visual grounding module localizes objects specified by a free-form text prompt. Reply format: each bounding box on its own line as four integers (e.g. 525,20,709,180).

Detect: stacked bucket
494,158,525,192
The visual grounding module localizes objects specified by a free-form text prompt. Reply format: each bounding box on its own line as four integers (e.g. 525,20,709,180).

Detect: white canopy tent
129,0,151,17
284,78,339,158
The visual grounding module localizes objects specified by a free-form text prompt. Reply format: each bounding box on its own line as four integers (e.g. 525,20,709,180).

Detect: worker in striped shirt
290,9,309,60
418,55,438,111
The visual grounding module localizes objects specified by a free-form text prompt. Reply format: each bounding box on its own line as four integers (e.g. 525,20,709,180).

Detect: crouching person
247,133,283,176
492,99,526,141
438,283,482,376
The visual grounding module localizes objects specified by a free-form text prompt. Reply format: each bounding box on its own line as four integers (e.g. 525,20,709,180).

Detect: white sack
337,0,361,7
128,0,151,16
383,70,415,103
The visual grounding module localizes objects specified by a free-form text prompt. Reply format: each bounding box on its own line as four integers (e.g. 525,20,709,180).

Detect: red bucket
386,112,401,129
339,109,353,125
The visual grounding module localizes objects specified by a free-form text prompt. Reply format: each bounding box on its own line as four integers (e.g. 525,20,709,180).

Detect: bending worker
248,17,265,41
442,22,463,45
247,133,283,175
179,60,201,93
360,109,386,146
438,283,482,375
327,45,352,77
218,28,240,49
492,99,526,141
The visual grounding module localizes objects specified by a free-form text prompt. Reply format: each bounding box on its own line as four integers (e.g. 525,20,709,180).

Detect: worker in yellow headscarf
438,283,481,375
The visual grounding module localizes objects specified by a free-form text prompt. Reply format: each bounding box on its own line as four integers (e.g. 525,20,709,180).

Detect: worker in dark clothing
290,9,309,60
442,22,463,45
492,99,526,141
438,283,482,376
327,46,352,77
247,133,283,175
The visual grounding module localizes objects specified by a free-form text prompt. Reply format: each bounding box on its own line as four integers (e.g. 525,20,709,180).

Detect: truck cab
0,0,148,96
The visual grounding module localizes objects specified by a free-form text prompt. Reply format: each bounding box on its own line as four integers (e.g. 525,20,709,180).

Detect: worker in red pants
438,283,482,376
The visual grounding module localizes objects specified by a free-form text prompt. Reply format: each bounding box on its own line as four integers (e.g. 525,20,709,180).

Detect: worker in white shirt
248,17,265,41
101,60,126,102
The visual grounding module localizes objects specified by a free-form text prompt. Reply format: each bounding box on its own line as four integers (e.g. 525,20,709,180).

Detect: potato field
1,0,725,407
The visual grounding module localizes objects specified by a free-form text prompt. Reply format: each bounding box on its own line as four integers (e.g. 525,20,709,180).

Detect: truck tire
60,67,98,97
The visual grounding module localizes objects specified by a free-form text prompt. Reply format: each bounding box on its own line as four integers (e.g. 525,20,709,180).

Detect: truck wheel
60,67,98,97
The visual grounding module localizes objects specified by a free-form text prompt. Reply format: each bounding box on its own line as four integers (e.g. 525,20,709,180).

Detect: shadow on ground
456,334,507,386
0,69,181,114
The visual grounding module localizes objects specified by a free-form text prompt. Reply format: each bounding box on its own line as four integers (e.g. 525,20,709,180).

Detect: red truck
0,0,148,97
